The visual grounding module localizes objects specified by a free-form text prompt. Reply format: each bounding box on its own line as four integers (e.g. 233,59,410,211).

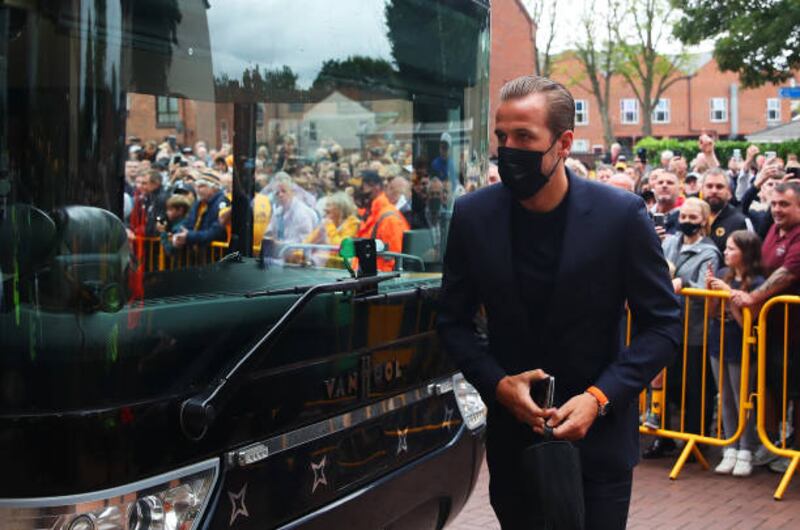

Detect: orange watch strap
586,386,609,407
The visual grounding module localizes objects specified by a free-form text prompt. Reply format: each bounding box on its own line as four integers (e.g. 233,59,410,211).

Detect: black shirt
510,191,569,341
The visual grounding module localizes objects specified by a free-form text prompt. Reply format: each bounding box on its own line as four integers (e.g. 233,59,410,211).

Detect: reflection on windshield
0,0,489,409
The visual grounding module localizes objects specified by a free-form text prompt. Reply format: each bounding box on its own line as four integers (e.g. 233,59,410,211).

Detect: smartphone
766,151,777,161
531,376,555,409
652,213,666,228
733,148,742,161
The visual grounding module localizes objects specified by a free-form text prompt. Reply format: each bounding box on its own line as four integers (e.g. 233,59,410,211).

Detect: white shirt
266,197,317,244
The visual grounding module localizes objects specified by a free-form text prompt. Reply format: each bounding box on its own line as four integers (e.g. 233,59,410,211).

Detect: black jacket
709,202,749,253
437,171,681,475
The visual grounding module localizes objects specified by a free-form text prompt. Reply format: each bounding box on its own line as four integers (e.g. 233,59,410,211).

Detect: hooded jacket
662,234,721,345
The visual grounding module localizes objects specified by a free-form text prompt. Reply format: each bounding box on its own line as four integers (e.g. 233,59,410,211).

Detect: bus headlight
452,373,487,430
0,458,218,530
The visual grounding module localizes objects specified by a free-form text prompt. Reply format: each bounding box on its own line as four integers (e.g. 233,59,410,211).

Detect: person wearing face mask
437,75,680,529
702,167,750,254
644,198,721,459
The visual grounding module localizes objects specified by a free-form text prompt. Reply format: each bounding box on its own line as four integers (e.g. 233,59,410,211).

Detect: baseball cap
360,170,382,185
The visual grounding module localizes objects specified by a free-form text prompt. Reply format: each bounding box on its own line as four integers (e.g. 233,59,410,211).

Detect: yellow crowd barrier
133,236,234,273
756,295,800,500
636,288,756,481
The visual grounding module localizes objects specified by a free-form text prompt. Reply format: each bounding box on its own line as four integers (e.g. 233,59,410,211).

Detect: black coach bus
0,1,490,529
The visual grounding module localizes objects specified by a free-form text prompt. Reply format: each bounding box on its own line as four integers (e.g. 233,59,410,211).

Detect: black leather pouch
522,439,585,530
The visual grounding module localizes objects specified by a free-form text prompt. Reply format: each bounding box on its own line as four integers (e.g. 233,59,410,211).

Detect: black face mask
497,139,561,201
354,188,371,209
678,222,702,237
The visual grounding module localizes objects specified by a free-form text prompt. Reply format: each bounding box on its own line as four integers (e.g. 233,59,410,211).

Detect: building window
710,97,728,122
572,139,590,153
156,96,180,127
652,99,670,124
767,98,781,122
575,100,589,125
288,102,304,113
620,98,639,124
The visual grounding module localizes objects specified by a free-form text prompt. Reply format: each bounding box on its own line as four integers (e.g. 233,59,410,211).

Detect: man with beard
355,170,410,272
651,170,681,236
437,75,680,529
703,167,750,254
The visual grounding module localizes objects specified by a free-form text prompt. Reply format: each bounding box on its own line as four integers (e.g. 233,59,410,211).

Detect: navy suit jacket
437,170,681,474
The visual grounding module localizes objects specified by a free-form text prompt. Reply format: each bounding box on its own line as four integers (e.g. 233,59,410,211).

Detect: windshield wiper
179,273,399,441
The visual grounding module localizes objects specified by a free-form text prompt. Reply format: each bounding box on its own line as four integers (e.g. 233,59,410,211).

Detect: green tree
569,0,623,149
311,56,396,92
672,0,800,88
615,0,687,136
215,65,299,102
531,0,560,78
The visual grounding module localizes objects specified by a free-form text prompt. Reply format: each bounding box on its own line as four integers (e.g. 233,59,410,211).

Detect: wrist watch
586,386,611,416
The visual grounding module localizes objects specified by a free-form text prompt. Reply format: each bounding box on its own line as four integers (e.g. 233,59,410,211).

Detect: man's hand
548,393,599,441
654,225,667,241
755,162,780,189
730,289,754,308
172,228,188,248
746,144,760,163
495,369,554,432
699,134,714,155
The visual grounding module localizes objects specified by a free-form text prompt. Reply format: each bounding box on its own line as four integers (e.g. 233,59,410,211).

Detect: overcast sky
520,0,715,55
206,0,393,87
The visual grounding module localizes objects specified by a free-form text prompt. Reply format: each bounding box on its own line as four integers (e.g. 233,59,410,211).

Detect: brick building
550,51,800,155
489,0,537,154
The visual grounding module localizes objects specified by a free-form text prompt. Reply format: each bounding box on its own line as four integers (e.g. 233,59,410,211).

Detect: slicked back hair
500,75,575,141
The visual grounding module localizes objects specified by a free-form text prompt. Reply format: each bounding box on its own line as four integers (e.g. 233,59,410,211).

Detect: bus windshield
0,0,490,412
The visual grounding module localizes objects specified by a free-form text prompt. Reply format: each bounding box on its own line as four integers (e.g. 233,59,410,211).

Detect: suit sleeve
436,201,506,404
593,198,681,407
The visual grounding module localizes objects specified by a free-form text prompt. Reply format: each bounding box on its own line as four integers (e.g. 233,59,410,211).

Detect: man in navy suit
437,76,681,529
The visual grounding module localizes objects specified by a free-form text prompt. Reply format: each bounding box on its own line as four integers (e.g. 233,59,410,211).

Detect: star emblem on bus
311,455,328,493
397,427,409,455
228,483,249,526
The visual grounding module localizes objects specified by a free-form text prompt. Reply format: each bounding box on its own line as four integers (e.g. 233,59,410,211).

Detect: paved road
448,444,800,529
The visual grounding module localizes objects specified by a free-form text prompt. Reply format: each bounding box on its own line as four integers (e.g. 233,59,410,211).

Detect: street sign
778,87,800,99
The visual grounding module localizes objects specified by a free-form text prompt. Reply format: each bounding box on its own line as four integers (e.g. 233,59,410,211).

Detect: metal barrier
756,295,800,500
133,236,232,273
637,287,756,480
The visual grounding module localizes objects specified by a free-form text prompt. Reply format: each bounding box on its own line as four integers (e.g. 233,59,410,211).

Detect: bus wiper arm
180,273,399,441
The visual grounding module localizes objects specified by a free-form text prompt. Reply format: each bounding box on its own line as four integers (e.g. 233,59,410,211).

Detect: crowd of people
122,128,800,477
122,132,471,271
591,135,800,479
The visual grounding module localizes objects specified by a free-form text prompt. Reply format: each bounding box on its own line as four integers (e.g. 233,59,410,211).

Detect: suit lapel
486,185,529,332
545,170,593,332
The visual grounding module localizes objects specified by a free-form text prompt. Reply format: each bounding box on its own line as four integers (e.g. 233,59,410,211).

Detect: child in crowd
156,194,192,255
706,230,764,477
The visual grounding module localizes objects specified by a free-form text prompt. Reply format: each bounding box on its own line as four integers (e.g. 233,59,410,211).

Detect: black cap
361,170,382,185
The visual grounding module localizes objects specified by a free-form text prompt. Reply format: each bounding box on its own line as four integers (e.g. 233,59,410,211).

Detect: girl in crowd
706,230,764,477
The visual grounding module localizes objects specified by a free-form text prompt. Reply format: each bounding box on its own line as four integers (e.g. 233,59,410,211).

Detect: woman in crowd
306,192,360,247
644,197,722,457
295,192,360,267
706,230,764,477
